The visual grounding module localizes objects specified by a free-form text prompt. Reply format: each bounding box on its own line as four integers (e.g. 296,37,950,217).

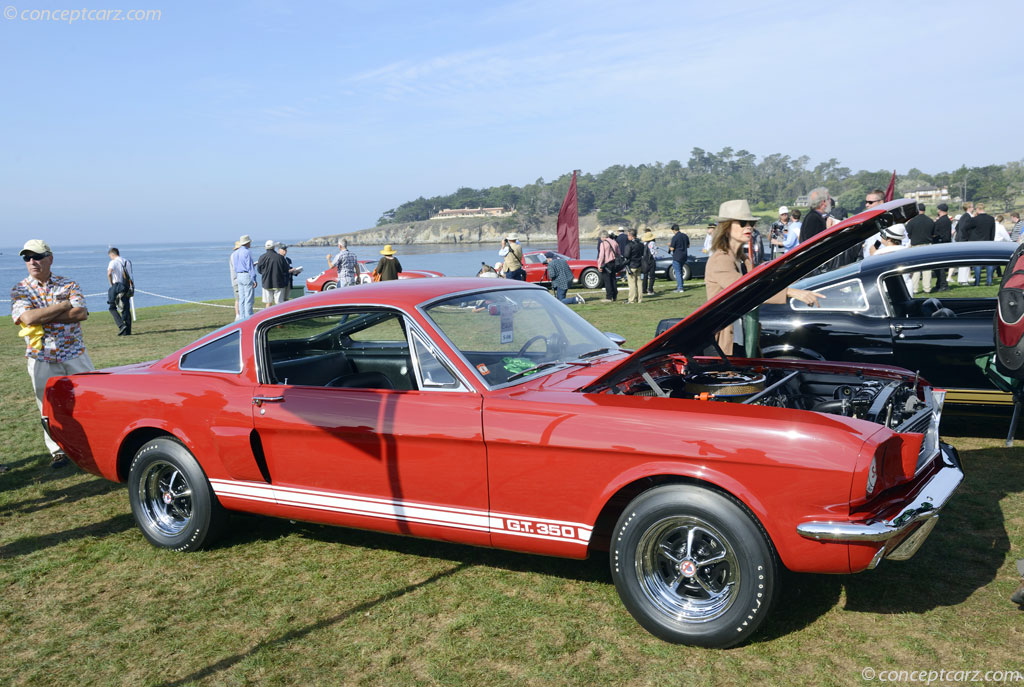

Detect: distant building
432,207,513,219
795,194,810,207
903,185,950,203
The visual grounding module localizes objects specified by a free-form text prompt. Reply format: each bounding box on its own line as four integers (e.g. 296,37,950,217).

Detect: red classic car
522,250,605,289
306,260,443,291
42,200,961,648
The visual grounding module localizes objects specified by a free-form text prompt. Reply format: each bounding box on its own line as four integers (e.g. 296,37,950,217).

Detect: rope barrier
0,288,233,308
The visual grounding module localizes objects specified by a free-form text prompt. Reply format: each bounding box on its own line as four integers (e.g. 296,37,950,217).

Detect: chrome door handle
252,396,285,406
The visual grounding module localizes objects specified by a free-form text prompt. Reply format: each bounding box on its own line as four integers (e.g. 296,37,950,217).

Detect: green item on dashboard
501,357,537,375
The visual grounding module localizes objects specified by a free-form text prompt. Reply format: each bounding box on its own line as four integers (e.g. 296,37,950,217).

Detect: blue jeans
672,260,686,291
973,264,994,286
554,286,576,304
236,273,255,319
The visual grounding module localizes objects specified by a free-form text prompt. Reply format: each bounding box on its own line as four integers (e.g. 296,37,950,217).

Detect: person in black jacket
800,187,831,243
933,203,952,290
640,231,658,295
669,224,689,292
971,202,997,285
907,203,936,293
622,229,645,303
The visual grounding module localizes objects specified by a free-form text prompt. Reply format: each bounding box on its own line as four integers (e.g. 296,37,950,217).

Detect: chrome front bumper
796,443,963,563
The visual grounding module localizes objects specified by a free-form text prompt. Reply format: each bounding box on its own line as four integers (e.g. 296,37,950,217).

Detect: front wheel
322,281,338,291
610,484,778,648
581,268,602,290
682,264,691,281
128,438,227,552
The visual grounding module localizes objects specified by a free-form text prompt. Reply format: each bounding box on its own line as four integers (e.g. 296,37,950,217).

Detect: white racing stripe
210,479,591,545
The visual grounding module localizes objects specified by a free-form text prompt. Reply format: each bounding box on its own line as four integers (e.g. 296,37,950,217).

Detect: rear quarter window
179,331,242,373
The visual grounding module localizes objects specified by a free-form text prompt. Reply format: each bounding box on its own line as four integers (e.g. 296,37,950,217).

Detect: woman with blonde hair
706,199,823,355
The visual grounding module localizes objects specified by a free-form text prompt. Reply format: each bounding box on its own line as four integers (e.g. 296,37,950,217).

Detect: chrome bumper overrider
797,443,962,560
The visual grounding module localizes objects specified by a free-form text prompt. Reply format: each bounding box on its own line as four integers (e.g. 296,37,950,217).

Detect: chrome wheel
137,459,194,536
581,269,601,290
634,516,739,622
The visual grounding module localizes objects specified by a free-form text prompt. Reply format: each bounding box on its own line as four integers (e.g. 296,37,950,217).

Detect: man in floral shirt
10,239,93,468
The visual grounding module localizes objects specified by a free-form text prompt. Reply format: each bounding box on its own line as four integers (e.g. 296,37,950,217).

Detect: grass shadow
0,477,122,516
156,562,472,687
0,513,135,559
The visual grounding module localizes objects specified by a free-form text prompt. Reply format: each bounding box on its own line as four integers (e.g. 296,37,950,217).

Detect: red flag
556,171,579,259
884,170,896,202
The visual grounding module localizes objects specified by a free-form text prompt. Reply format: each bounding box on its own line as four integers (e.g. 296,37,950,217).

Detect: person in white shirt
106,247,133,336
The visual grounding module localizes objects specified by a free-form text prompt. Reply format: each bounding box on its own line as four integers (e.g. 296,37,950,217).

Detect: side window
180,331,242,372
791,278,868,312
263,311,413,389
411,331,461,389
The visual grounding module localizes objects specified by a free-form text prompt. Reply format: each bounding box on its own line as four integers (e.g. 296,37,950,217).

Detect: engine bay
622,361,932,430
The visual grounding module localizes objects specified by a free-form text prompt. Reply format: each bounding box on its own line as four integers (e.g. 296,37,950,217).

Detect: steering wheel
518,335,549,357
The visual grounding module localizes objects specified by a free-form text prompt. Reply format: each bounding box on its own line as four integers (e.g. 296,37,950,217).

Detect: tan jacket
705,249,786,355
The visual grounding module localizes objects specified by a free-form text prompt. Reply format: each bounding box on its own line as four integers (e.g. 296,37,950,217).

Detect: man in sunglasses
10,239,94,468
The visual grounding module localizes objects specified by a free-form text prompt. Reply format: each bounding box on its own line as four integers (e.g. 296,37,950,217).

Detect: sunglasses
737,220,757,228
22,252,51,262
865,199,881,204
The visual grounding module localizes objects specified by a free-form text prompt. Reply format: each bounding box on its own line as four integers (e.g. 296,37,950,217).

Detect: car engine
623,364,931,430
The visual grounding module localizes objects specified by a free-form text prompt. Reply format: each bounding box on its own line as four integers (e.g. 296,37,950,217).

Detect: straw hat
237,234,252,247
506,233,519,241
380,244,397,255
641,231,655,242
717,199,759,222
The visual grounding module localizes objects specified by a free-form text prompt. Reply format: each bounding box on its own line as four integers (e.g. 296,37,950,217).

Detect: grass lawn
1,283,1022,687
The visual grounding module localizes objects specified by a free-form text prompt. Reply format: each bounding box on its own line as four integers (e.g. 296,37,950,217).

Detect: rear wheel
610,484,778,648
128,438,226,552
581,268,602,290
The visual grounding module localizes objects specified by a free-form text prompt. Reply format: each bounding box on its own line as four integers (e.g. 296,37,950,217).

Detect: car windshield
422,288,615,386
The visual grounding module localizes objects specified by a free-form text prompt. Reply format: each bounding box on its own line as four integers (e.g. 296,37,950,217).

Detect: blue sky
2,0,1022,245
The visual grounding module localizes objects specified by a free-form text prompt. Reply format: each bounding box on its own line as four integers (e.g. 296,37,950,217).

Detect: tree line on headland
376,147,1024,233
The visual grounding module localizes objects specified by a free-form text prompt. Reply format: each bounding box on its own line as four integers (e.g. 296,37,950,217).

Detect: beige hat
506,233,518,241
20,239,52,256
265,239,275,249
380,244,397,255
237,234,252,246
641,231,655,242
718,199,759,222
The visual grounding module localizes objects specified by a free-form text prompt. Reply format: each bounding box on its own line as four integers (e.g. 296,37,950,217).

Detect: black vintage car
652,247,708,282
655,241,1017,409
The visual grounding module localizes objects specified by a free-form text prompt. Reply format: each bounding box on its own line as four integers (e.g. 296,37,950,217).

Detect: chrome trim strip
796,443,962,543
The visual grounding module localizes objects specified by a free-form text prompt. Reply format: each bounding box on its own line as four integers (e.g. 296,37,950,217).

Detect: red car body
521,250,605,290
42,200,961,647
305,260,443,291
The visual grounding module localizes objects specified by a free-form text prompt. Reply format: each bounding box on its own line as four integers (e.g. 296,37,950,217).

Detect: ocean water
0,240,569,310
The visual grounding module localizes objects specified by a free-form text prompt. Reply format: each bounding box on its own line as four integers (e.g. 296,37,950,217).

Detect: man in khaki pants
10,239,94,468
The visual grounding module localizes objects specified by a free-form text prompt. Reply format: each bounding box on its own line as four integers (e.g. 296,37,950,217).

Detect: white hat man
10,239,95,467
230,234,258,319
500,233,525,280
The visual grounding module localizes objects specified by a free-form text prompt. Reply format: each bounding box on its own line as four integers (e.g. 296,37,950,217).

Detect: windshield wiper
577,347,611,360
505,361,562,382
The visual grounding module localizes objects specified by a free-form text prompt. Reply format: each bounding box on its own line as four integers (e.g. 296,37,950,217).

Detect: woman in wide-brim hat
373,244,403,281
705,199,823,354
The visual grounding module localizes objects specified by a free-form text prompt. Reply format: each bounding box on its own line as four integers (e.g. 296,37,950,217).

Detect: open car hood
583,199,920,392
